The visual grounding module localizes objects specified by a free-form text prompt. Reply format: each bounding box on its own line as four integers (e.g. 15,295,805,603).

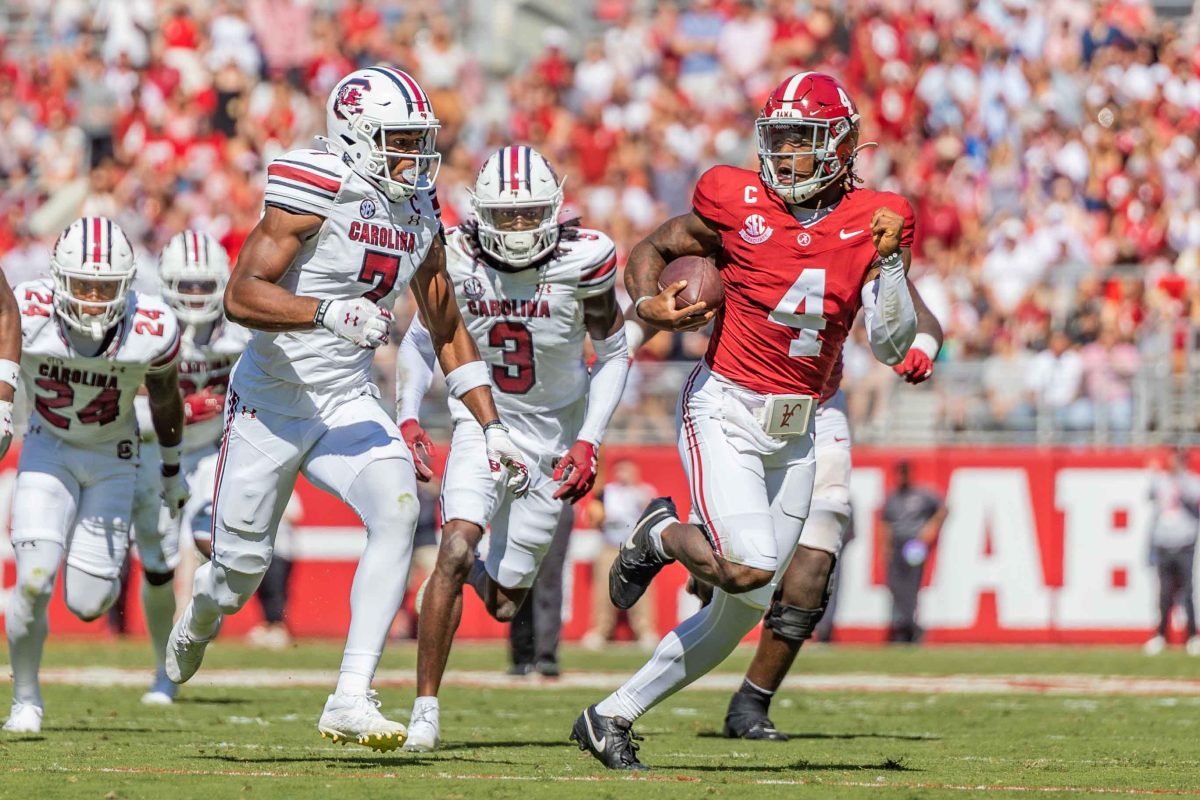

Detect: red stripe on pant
209,389,238,546
681,365,723,556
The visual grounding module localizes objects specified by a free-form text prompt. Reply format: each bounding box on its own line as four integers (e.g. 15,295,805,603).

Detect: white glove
484,422,531,498
0,400,12,461
161,469,191,520
319,298,394,349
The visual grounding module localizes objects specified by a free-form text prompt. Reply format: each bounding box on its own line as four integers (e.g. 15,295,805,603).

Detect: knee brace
764,555,836,643
144,568,175,587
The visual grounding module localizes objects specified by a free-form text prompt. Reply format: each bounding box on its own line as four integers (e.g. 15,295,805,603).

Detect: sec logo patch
359,199,377,219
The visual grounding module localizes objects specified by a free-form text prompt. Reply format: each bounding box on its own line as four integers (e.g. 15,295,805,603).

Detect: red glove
894,348,934,384
400,418,436,482
553,440,598,504
184,391,226,425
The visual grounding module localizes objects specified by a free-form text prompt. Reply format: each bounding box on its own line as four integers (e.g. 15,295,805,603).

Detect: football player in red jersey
571,72,920,770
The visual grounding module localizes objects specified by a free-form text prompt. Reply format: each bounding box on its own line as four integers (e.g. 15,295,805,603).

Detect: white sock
648,517,673,560
594,590,763,722
335,671,371,697
5,541,63,707
141,576,176,675
412,695,439,716
338,466,417,693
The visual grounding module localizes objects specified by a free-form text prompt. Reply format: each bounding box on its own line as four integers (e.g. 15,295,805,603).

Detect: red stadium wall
0,445,1179,643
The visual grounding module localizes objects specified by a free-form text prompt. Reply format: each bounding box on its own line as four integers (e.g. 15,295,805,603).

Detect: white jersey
177,319,250,451
17,278,180,447
445,226,617,417
236,146,442,414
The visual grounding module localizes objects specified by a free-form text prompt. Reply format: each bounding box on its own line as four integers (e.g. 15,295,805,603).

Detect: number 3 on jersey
769,269,826,357
489,321,535,394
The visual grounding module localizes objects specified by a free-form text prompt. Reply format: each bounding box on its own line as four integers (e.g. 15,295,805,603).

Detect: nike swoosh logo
585,712,606,752
834,436,848,442
839,229,864,239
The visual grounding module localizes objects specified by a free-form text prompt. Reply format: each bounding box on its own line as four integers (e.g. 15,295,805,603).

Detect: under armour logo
240,406,257,420
345,312,360,326
780,403,800,427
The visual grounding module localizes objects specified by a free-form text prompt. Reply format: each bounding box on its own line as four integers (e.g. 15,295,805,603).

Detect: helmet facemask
472,192,563,269
353,120,441,201
52,268,132,339
164,277,224,325
756,116,857,205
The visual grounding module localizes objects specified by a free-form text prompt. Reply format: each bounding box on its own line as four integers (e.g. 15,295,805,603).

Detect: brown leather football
658,256,724,310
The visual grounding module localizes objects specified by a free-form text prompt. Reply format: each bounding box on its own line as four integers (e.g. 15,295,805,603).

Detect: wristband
482,420,508,434
633,295,655,316
444,360,491,399
877,251,904,272
911,332,940,360
313,299,332,328
160,442,183,470
0,359,18,391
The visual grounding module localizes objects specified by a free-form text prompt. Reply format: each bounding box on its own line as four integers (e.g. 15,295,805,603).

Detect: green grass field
3,639,1200,799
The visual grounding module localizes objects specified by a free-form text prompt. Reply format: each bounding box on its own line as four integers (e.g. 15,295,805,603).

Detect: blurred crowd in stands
2,0,1200,438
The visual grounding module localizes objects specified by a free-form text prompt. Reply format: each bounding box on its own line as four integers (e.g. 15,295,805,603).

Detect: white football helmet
323,66,440,202
50,216,136,338
159,230,230,325
469,146,564,270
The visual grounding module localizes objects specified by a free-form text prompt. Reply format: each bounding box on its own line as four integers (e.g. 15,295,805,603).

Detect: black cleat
723,692,789,741
610,497,677,610
569,705,648,770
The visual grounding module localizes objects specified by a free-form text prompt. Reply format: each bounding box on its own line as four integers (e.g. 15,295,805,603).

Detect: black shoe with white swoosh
569,705,648,771
609,497,677,610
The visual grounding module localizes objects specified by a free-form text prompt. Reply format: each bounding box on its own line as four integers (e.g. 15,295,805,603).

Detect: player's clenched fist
893,347,934,384
553,440,598,503
871,207,904,259
160,468,190,520
484,421,532,497
400,418,436,482
318,298,394,349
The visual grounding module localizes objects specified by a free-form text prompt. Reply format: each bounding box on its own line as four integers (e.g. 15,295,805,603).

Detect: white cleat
141,672,179,705
1187,636,1200,657
1143,635,1167,656
165,610,217,684
3,702,43,734
402,702,440,752
318,691,407,752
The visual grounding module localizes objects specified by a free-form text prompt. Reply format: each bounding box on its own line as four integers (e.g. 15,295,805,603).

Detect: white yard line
5,765,1200,795
5,666,1200,696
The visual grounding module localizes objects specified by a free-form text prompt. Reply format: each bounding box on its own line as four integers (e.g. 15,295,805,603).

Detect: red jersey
692,165,914,398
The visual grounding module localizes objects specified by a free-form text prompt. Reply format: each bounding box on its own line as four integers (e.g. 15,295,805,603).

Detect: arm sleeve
897,196,916,249
860,260,917,366
395,315,436,422
576,326,630,446
263,152,341,218
146,317,182,374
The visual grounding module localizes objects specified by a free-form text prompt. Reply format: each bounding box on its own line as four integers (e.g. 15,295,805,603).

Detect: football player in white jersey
393,145,628,752
4,216,186,734
164,67,532,752
132,229,249,706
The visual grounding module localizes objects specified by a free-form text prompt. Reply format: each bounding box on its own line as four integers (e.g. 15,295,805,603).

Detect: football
658,255,724,311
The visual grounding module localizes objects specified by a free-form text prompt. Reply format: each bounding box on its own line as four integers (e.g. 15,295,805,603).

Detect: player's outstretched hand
184,390,226,425
553,440,598,503
871,207,904,259
894,348,934,384
638,280,714,333
400,418,436,482
0,400,12,461
321,298,394,349
161,467,190,520
484,422,531,497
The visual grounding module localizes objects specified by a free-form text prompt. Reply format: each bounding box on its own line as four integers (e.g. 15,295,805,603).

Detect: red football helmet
756,72,861,204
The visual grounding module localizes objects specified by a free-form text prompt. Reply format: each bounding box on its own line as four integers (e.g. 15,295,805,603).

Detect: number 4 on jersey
768,269,826,357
